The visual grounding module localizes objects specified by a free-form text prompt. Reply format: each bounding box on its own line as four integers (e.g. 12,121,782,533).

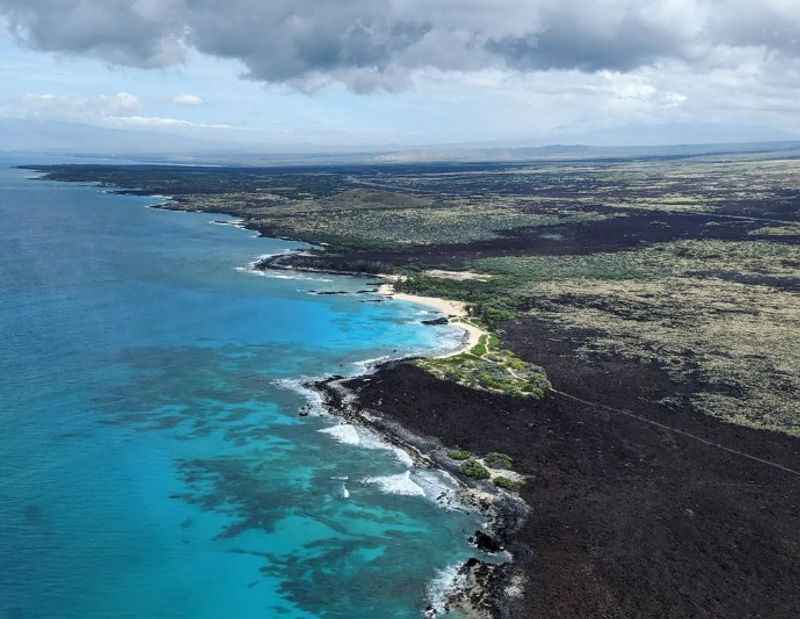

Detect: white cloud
19,92,141,118
4,92,233,132
172,94,203,106
112,115,232,129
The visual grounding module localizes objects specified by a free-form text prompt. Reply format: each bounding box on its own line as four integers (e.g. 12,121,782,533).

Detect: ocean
0,162,480,618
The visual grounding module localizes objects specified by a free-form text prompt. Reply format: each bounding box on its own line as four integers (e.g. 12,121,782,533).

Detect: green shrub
460,459,491,480
524,373,552,399
493,476,524,491
471,335,488,356
447,449,471,461
477,304,517,328
484,452,514,469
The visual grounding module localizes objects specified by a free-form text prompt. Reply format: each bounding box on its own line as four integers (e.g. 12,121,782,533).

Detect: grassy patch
418,338,551,399
493,476,524,491
413,238,800,434
749,225,800,237
245,189,618,247
511,241,800,435
447,449,472,461
484,452,514,469
461,459,491,480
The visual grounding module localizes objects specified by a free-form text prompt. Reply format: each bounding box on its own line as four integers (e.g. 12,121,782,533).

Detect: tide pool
0,163,478,618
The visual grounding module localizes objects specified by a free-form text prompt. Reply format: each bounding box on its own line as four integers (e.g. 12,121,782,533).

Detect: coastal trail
552,388,800,479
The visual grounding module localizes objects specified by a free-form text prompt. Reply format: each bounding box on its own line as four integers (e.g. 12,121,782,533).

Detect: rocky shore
274,255,800,617
310,365,531,618
332,333,800,618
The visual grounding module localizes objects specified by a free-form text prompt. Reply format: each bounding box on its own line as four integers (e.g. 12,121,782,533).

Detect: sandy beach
378,280,487,358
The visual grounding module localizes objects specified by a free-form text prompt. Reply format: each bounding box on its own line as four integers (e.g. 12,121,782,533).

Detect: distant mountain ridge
2,117,800,165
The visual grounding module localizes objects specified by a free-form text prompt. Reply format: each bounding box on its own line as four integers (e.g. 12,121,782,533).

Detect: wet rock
422,317,449,326
470,530,503,553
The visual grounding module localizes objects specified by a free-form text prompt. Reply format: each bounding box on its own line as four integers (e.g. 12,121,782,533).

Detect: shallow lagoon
0,164,477,618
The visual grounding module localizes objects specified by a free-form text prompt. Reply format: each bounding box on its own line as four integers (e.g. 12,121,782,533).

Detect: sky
1,0,800,152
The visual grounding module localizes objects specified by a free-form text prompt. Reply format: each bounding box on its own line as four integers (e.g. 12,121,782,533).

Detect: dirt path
553,388,800,479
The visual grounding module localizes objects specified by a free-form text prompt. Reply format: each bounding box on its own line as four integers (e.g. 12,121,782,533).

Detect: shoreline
376,279,488,359
116,186,520,616
23,164,800,618
307,366,528,618
258,251,490,359
238,245,523,615
259,255,519,617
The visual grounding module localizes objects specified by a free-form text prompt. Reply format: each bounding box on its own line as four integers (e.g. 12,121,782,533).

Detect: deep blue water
0,163,478,618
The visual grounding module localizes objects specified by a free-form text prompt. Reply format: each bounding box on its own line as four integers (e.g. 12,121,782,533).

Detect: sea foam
318,422,415,467
426,562,468,615
235,253,333,282
319,423,361,446
363,471,426,496
273,377,327,416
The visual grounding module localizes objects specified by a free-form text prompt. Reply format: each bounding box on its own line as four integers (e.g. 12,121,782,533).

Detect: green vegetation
749,225,800,237
484,452,514,469
493,476,524,491
498,241,800,435
447,449,472,460
407,236,800,434
240,189,619,248
397,274,518,329
460,459,491,480
33,156,800,435
471,334,489,356
417,332,551,399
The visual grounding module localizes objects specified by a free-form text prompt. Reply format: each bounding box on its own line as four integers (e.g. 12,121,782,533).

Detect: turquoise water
0,164,478,618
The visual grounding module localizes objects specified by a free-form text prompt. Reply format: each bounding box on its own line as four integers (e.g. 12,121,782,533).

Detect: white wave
209,218,246,228
363,471,425,496
425,326,471,358
318,420,417,468
351,355,392,374
234,251,292,276
272,377,326,416
235,255,333,283
390,446,415,468
426,562,467,616
144,194,173,208
341,483,350,499
235,267,292,279
319,423,361,446
415,469,464,508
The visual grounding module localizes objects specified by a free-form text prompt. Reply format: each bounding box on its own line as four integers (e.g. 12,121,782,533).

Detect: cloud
172,93,203,105
1,0,800,94
485,3,693,73
18,92,141,118
112,115,232,129
3,91,232,131
0,0,186,68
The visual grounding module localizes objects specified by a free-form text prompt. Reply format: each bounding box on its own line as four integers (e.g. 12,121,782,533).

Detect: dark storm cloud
1,0,800,91
0,0,186,67
485,6,688,72
708,0,800,56
183,2,431,83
